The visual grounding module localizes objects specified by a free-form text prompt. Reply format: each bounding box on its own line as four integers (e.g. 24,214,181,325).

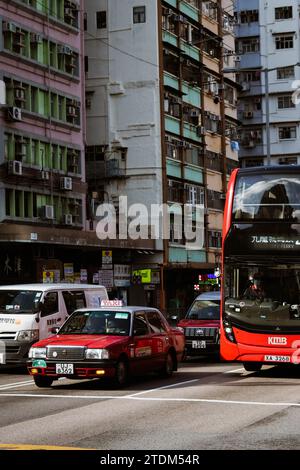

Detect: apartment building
236,0,300,166
0,0,87,283
85,0,239,312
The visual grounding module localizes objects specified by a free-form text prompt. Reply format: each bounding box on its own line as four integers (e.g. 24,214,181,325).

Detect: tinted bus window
232,174,300,221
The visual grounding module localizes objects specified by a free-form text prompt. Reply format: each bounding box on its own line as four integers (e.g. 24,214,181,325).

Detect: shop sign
43,271,54,284
114,264,131,287
102,250,112,270
64,263,74,283
99,269,114,290
133,269,152,284
80,269,88,283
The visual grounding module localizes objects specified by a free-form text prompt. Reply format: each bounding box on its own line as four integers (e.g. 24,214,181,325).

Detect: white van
0,284,108,364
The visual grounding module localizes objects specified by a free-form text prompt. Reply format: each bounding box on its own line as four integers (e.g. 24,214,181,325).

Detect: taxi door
131,311,153,374
146,310,170,370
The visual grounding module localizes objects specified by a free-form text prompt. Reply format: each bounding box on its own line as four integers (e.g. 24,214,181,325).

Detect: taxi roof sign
101,300,123,307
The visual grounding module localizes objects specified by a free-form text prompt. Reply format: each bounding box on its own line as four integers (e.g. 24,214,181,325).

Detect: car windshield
0,290,42,314
186,300,220,320
59,310,131,336
224,264,300,327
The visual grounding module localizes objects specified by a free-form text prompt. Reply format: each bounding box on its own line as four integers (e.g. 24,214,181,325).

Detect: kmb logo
268,337,287,345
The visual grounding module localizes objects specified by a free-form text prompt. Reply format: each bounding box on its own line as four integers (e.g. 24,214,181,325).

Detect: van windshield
186,300,220,320
0,290,42,314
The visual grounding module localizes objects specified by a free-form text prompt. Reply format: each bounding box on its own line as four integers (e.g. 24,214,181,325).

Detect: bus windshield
0,290,42,314
232,174,300,221
224,264,300,327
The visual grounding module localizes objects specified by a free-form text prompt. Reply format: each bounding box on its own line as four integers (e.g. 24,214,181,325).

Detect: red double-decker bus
221,166,300,371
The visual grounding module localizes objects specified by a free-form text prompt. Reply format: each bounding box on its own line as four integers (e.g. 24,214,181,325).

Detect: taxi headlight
28,347,47,359
85,349,110,360
17,330,39,343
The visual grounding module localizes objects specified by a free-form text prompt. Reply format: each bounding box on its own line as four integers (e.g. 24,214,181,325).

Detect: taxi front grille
185,327,218,339
46,346,85,361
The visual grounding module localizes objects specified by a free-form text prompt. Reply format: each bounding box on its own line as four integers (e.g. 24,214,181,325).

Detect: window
208,231,222,249
84,55,88,73
275,6,293,20
185,184,205,206
62,291,86,315
147,311,167,334
41,292,58,317
240,10,259,23
277,66,295,80
275,34,294,49
133,312,149,336
133,6,146,24
239,38,260,53
84,12,87,31
96,11,107,29
279,126,297,140
278,156,297,165
278,95,295,109
244,158,264,168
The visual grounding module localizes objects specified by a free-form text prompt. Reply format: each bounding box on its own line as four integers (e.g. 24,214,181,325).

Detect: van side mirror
51,327,60,335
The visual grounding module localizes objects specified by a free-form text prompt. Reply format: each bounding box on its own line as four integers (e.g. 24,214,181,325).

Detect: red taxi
27,304,185,388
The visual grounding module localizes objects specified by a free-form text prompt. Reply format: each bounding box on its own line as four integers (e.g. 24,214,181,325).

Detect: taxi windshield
186,300,220,320
59,310,131,336
0,290,42,314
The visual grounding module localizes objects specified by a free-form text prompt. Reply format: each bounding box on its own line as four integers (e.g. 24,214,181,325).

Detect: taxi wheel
33,376,53,388
243,362,262,372
114,359,129,387
160,352,174,378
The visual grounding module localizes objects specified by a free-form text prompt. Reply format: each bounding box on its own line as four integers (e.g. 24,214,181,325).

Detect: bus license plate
264,355,290,363
192,340,206,349
56,363,74,374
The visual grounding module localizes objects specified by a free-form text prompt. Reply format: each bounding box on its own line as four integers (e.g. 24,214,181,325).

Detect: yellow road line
0,443,94,450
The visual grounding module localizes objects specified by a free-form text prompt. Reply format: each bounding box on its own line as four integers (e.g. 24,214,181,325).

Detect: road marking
0,392,300,408
0,380,33,390
127,379,200,397
0,443,92,450
224,368,245,374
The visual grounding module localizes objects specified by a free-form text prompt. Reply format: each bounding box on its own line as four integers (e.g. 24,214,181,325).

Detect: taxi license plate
56,363,74,374
192,340,206,349
264,355,290,363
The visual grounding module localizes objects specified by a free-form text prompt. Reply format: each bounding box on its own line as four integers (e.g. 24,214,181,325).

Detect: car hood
178,319,220,328
33,334,128,349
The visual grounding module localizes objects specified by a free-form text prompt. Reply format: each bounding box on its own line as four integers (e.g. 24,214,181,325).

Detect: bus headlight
28,347,47,359
223,320,236,343
85,349,110,360
17,330,39,343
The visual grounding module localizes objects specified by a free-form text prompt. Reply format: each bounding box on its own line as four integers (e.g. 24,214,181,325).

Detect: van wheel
243,362,262,372
33,375,53,388
160,352,174,378
114,359,129,387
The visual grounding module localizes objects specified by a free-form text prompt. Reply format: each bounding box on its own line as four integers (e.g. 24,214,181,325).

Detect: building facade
0,0,88,284
85,0,239,313
236,0,300,166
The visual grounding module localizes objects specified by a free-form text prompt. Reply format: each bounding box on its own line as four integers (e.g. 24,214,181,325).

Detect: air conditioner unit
8,160,22,176
64,214,73,225
197,126,205,136
243,111,253,119
67,106,77,117
3,22,17,33
190,109,200,117
41,205,54,220
165,135,173,142
58,45,72,55
234,55,241,63
14,88,25,100
30,33,42,43
165,8,173,16
7,106,22,121
242,82,250,92
60,176,73,190
41,170,50,180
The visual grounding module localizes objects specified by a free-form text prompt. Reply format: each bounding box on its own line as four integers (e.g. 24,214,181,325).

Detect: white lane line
224,368,245,374
127,379,200,397
0,393,300,408
0,380,33,390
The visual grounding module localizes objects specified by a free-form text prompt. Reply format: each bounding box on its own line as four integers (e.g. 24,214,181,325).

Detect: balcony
105,160,126,179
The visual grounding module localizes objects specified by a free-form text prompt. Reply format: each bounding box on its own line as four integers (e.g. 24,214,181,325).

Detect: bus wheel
243,362,262,372
33,375,53,388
